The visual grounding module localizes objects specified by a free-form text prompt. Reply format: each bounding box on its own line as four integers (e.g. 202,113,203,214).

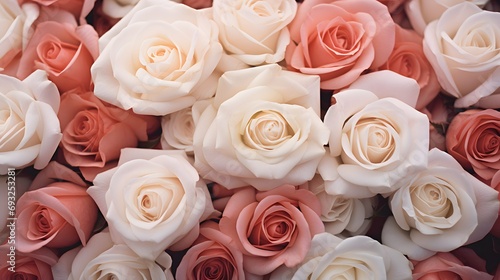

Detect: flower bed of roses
0,0,500,279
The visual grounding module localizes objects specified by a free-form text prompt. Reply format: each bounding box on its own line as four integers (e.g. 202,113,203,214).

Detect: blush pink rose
219,185,324,276
412,252,493,280
15,161,98,253
286,0,395,90
0,245,57,280
378,25,440,109
16,19,98,93
176,221,245,280
446,109,500,183
18,0,96,22
58,89,160,181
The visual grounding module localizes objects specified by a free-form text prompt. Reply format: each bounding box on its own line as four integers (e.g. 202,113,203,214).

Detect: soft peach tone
286,0,395,90
412,252,493,280
219,185,324,276
15,161,98,253
18,0,96,23
446,109,500,182
58,89,159,181
17,18,98,93
378,25,440,110
0,245,58,280
176,221,244,280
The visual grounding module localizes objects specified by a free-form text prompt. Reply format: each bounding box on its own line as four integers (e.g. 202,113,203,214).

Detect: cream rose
0,70,61,174
193,64,329,191
423,2,500,108
269,232,413,280
322,70,429,198
87,148,216,260
213,0,297,66
91,0,222,116
382,148,500,261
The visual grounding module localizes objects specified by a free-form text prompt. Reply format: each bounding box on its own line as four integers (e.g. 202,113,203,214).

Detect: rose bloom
0,245,57,280
378,25,440,110
412,252,493,280
16,15,99,93
446,109,500,183
405,0,489,35
91,0,222,116
18,0,96,23
52,230,174,280
0,70,61,174
382,148,500,261
423,2,500,108
176,221,245,280
285,0,395,90
59,89,160,181
16,161,98,253
269,232,412,280
213,0,297,66
87,148,216,261
218,185,324,276
322,70,429,198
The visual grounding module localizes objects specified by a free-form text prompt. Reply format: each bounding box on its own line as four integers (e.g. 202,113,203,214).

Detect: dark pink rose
182,0,212,9
58,89,160,181
446,109,500,182
15,161,98,253
412,252,493,280
0,245,57,280
219,185,324,276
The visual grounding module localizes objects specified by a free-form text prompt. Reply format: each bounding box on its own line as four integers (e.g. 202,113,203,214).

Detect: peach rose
176,221,245,280
16,18,99,93
0,245,57,280
219,185,324,276
378,25,440,110
286,0,395,90
446,109,500,183
18,0,96,23
15,161,98,253
58,89,160,181
412,252,493,280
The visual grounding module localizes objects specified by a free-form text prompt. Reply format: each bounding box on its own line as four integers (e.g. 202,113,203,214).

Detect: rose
193,64,329,190
0,70,61,174
15,161,98,253
446,109,500,183
382,148,500,260
218,185,324,276
176,221,245,280
412,252,493,280
423,2,500,108
16,17,98,93
58,89,160,181
18,0,96,23
269,232,413,280
52,230,174,280
213,0,297,66
322,70,429,198
91,0,222,116
378,25,440,110
87,148,216,260
0,245,57,280
405,0,489,35
285,0,395,90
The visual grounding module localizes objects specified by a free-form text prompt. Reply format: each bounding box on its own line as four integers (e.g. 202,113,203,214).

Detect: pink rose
412,252,493,280
15,161,98,253
286,0,395,89
0,245,57,280
219,185,324,276
378,25,440,109
446,109,500,183
176,221,245,280
58,89,160,181
16,18,99,93
18,0,96,22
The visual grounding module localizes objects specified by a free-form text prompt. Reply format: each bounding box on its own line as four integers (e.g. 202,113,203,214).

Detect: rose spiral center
243,110,293,150
195,257,234,280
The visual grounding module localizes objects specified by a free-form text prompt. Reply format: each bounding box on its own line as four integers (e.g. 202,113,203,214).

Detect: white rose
322,71,429,198
52,230,174,280
270,232,412,280
423,2,500,108
213,0,297,65
382,148,500,261
405,0,488,36
87,148,216,260
91,0,222,116
101,0,182,19
0,70,61,174
193,64,329,191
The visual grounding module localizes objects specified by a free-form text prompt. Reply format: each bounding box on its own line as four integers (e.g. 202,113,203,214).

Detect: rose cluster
1,0,500,279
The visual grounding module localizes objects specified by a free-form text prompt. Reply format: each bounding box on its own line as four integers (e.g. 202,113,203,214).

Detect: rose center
476,129,499,155
36,34,78,71
139,38,185,79
243,110,293,150
249,206,296,251
350,117,397,164
195,257,233,280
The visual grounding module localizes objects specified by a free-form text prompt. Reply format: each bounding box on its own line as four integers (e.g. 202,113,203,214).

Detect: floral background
0,0,500,279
